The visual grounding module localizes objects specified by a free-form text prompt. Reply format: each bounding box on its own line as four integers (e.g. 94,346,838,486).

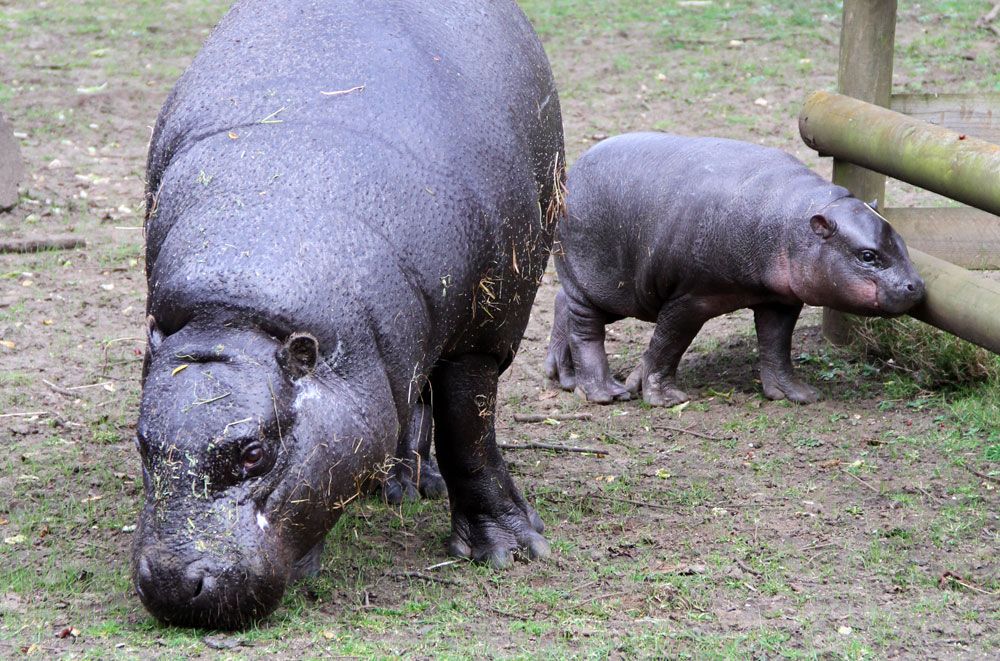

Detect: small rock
754,97,769,107
203,635,241,650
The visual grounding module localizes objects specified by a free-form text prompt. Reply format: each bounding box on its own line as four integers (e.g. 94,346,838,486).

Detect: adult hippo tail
135,0,563,629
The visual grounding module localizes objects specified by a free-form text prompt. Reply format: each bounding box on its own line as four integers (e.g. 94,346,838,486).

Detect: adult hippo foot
447,498,549,569
625,364,689,407
382,398,448,505
382,456,448,505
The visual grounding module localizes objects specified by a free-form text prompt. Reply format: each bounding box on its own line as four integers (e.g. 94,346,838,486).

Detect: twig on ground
513,412,592,423
498,442,607,456
586,492,672,511
840,468,880,494
939,571,998,596
388,571,460,586
975,2,1000,27
42,379,77,398
0,411,49,419
424,559,462,572
65,381,113,391
657,424,722,441
574,590,632,607
960,463,1000,486
734,558,762,577
0,237,86,254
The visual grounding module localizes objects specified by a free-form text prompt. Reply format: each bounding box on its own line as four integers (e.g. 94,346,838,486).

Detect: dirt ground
1,1,998,658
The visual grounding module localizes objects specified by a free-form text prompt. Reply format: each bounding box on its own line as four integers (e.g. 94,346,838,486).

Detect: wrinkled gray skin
545,133,924,406
135,0,563,630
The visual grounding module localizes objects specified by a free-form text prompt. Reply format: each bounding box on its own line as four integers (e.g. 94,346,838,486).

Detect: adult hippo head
133,320,392,628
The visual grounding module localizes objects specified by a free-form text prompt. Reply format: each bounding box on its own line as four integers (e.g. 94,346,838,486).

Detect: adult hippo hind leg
753,302,819,403
433,353,549,568
383,390,447,505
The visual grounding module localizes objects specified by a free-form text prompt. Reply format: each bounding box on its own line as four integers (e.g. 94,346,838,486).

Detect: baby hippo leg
753,302,819,403
564,295,630,404
626,300,705,406
543,289,577,391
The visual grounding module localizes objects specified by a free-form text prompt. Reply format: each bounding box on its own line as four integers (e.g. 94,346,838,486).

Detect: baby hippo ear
810,213,838,239
146,315,164,353
279,332,320,380
867,198,879,211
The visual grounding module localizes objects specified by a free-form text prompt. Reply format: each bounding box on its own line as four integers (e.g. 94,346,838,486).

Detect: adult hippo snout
134,544,283,629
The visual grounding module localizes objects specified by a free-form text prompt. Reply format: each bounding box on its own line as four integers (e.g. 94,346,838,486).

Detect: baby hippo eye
859,249,878,264
241,443,267,473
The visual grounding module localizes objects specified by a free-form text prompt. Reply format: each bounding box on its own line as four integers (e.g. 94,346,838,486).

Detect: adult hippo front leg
753,302,819,403
383,391,447,504
433,353,549,568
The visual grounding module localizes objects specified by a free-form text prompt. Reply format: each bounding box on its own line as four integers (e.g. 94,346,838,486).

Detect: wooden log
824,0,898,345
891,92,1000,145
884,207,1000,270
799,91,1000,217
907,248,1000,355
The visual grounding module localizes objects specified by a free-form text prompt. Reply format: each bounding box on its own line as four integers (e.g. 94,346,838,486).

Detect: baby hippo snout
878,269,926,315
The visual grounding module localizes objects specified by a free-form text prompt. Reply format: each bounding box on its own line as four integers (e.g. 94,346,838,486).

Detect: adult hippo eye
241,442,268,475
859,249,878,264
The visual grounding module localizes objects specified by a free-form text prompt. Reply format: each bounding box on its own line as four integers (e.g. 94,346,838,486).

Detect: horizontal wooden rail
907,248,1000,355
884,207,1000,270
890,92,1000,145
800,91,1000,217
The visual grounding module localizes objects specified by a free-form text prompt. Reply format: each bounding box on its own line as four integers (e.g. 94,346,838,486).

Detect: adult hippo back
135,0,563,629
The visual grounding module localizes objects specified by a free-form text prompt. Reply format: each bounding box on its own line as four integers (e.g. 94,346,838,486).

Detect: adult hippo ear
146,315,164,353
809,213,838,240
867,198,879,212
278,332,319,379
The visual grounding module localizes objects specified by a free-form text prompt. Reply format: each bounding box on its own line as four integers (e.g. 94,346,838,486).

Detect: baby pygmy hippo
545,132,924,406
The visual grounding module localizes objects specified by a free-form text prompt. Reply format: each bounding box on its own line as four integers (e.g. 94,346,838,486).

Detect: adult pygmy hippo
134,0,563,629
545,132,924,406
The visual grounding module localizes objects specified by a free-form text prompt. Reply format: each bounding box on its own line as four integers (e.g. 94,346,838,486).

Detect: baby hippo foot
625,365,688,407
574,376,630,404
382,456,448,505
448,500,549,569
760,370,819,404
543,346,577,392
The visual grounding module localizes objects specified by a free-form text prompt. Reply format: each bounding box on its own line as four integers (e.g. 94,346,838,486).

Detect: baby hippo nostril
907,283,915,292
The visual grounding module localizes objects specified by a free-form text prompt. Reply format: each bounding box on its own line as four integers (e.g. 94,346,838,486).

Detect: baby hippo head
792,197,925,316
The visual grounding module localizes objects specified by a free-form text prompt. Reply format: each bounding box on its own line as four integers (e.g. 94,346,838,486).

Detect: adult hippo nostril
134,551,286,630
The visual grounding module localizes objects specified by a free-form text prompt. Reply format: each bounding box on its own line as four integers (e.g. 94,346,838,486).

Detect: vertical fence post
823,0,898,345
0,111,24,211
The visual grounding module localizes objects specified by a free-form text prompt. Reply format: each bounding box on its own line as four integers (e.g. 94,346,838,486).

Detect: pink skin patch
842,277,879,310
764,252,799,302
